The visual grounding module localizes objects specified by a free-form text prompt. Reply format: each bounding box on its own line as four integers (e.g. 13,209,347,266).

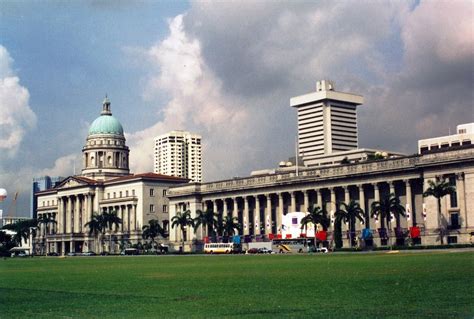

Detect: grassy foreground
0,251,473,318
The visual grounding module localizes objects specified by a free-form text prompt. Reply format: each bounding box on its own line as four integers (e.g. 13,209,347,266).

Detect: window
113,192,116,198
150,204,155,213
163,189,167,196
132,190,135,196
449,213,460,229
449,176,458,208
163,205,168,213
119,191,122,198
150,188,155,197
125,190,129,197
458,128,466,134
462,140,471,146
107,193,110,199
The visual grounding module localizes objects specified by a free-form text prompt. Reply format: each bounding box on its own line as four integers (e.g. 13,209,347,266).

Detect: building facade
419,123,474,154
31,176,63,218
35,98,187,255
291,80,364,164
167,81,473,251
168,147,474,251
154,130,202,182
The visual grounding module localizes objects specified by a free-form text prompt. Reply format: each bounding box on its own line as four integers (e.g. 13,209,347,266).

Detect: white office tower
290,80,364,163
154,131,202,182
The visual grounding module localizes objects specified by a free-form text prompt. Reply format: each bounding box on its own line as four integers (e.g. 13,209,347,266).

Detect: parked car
120,248,139,255
246,248,260,254
82,251,96,256
47,252,59,256
309,247,328,254
258,248,273,254
66,252,76,256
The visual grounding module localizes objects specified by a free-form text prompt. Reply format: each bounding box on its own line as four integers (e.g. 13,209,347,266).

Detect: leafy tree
171,210,195,250
371,194,405,245
101,211,122,253
301,205,330,246
142,219,168,249
193,208,218,238
37,214,57,255
222,215,241,239
0,230,15,257
2,219,37,247
85,213,104,253
336,200,365,247
333,214,343,249
423,178,456,245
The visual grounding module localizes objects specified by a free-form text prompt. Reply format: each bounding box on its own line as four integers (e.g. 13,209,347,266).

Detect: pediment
56,176,91,189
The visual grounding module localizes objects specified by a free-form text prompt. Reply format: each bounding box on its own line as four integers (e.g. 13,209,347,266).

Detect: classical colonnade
173,173,467,241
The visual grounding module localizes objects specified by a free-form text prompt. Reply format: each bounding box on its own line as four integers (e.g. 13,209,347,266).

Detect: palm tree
222,215,241,239
336,200,365,247
37,214,57,255
142,219,168,249
193,208,218,239
371,194,405,246
171,210,195,250
101,211,122,253
2,219,37,248
423,178,456,245
301,206,330,246
85,213,104,253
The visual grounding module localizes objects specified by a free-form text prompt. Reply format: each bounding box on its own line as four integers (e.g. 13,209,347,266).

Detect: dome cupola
88,96,124,136
82,96,130,181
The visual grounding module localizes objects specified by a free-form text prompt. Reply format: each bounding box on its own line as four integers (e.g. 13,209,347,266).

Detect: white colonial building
35,98,187,255
168,81,474,251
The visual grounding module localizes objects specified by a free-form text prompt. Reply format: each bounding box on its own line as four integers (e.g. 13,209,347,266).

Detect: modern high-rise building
290,80,364,163
154,131,202,182
31,176,64,218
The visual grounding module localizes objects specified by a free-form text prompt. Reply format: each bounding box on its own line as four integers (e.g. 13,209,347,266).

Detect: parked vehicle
204,243,241,254
120,248,139,255
246,248,260,254
66,252,76,256
82,251,96,256
309,247,329,254
258,247,273,254
47,252,59,256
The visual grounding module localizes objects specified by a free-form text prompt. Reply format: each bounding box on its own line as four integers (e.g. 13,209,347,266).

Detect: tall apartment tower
290,80,364,162
154,131,202,182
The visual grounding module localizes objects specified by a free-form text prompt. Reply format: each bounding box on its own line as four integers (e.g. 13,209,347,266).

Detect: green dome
88,115,124,136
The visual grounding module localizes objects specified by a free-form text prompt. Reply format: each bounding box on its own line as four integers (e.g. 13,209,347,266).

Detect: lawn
0,251,473,318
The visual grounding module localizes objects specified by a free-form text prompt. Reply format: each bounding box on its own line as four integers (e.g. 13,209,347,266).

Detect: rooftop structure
291,80,364,163
418,123,474,154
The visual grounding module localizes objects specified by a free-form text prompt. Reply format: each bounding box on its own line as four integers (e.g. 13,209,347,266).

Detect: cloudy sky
0,0,472,217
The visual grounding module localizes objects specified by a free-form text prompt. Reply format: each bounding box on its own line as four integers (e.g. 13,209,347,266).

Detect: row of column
57,194,94,234
55,195,140,235
101,204,138,233
204,179,421,236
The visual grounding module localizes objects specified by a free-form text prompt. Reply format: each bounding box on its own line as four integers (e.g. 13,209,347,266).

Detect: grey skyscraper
290,80,364,163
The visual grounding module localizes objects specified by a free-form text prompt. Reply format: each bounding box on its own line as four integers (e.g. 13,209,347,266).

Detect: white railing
167,148,473,197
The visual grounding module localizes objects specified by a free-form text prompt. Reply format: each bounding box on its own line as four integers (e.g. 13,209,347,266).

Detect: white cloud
0,45,37,156
127,15,250,179
127,1,472,181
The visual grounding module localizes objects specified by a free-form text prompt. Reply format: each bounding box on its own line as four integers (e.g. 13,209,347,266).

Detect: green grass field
0,251,473,318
